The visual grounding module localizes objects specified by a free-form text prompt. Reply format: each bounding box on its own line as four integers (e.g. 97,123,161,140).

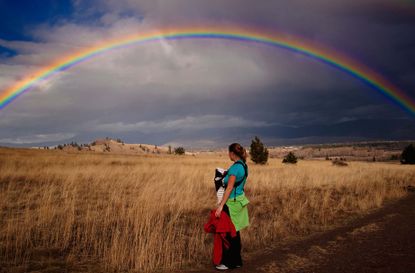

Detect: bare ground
183,191,415,273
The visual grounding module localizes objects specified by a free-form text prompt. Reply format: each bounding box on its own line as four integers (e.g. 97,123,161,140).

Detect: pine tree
249,136,269,164
400,144,415,164
282,152,298,164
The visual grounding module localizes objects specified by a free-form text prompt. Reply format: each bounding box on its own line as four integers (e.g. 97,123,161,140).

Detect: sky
0,0,414,149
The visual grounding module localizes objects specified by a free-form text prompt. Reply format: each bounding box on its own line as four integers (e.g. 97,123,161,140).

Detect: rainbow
0,26,414,115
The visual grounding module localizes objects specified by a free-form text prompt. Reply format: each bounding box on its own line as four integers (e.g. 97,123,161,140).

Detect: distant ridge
50,138,199,155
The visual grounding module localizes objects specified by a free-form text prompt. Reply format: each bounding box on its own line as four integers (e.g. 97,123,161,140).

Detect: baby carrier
214,161,248,203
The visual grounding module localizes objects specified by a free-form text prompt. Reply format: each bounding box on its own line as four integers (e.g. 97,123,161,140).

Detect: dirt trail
185,192,415,273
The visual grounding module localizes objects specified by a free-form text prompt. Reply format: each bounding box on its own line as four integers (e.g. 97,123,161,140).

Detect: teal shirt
223,159,247,198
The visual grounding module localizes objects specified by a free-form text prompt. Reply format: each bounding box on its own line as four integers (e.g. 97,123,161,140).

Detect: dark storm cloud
0,0,414,148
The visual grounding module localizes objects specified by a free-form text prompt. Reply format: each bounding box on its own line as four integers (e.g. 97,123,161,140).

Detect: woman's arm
215,175,235,217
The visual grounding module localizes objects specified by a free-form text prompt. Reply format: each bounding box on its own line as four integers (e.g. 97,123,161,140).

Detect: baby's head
214,168,226,192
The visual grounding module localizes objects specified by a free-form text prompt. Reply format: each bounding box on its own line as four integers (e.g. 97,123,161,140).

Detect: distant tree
282,152,298,164
400,144,415,164
174,147,185,155
249,136,269,164
104,143,111,152
69,142,80,148
389,154,399,161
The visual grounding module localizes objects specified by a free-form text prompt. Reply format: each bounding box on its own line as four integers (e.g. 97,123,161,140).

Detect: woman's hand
215,204,223,218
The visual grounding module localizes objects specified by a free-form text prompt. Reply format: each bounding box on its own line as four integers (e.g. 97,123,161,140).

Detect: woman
215,143,249,270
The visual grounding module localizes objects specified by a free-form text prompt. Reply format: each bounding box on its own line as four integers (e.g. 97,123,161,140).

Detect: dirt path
186,192,415,273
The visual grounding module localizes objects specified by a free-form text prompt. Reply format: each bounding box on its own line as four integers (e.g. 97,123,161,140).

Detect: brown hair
228,143,247,163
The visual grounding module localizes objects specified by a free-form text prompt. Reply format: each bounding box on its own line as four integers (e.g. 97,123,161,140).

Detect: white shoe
215,264,229,270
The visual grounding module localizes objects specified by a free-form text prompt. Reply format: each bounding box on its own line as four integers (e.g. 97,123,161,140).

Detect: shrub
400,144,415,164
282,152,297,164
249,136,269,164
332,159,348,166
174,147,185,155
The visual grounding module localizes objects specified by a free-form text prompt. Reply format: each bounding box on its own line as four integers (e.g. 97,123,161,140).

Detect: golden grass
0,147,414,272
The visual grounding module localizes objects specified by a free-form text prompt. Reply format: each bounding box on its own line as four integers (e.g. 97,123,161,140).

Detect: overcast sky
0,0,414,148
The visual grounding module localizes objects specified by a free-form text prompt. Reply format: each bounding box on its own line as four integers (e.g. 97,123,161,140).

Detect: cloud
0,0,414,147
92,114,272,133
0,132,76,144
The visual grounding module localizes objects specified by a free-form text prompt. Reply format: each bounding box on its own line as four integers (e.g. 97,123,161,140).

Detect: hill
55,138,170,155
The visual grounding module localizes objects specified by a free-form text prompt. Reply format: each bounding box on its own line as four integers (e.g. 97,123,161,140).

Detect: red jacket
204,209,237,265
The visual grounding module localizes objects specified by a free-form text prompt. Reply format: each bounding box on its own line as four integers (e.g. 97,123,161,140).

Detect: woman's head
228,143,247,163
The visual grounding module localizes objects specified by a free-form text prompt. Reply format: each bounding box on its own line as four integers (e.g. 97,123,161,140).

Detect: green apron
226,193,249,231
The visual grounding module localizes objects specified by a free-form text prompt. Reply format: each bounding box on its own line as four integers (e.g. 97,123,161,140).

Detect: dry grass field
0,147,414,272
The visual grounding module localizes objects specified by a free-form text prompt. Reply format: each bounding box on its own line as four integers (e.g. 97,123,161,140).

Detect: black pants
221,204,242,268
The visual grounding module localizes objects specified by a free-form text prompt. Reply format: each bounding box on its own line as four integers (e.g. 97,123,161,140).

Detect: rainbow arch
0,26,414,115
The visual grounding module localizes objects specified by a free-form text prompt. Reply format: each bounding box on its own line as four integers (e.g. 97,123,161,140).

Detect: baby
214,167,227,205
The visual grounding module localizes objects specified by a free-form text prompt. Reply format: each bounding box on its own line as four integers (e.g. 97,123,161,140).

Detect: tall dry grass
0,147,414,272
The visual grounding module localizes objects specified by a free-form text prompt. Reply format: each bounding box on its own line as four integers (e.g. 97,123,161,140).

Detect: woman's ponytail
229,143,247,163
